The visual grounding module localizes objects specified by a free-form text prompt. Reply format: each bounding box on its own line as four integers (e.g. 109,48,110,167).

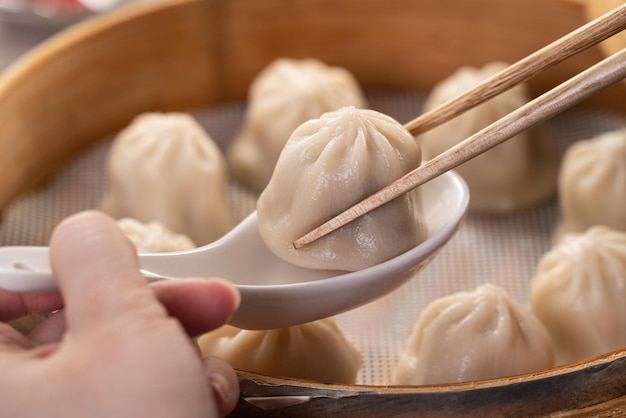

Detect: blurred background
0,0,131,69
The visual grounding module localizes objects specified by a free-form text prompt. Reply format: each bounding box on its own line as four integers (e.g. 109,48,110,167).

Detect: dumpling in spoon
256,106,427,271
196,318,361,384
228,58,367,192
392,284,554,385
419,62,559,213
101,112,236,245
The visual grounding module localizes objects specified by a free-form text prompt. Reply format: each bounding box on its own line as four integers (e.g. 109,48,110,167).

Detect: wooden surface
0,0,625,415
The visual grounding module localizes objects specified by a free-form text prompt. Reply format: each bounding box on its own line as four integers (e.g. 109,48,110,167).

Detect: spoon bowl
0,170,468,329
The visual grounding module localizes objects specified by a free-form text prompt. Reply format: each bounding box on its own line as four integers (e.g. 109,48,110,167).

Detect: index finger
0,290,62,323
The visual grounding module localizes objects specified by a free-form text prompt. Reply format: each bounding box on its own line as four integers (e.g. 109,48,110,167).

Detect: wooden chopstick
404,2,626,136
293,13,626,250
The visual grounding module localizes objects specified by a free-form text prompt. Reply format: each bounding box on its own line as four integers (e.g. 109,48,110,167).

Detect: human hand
0,211,241,417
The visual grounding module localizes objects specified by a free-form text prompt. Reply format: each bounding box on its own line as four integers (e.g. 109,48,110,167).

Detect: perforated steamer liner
1,0,626,415
2,93,626,384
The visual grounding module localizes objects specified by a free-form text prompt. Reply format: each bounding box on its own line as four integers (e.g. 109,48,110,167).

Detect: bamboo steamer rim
1,0,626,414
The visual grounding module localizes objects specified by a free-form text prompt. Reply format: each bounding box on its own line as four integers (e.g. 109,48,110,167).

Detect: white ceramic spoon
0,171,468,329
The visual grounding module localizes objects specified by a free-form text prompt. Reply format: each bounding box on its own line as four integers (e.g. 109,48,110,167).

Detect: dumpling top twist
197,318,361,384
257,106,427,271
228,58,367,192
555,129,626,240
419,62,559,212
101,112,236,245
117,218,196,253
393,284,554,385
530,225,626,365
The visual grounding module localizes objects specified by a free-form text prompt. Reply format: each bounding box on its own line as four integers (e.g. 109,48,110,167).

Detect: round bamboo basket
0,0,625,416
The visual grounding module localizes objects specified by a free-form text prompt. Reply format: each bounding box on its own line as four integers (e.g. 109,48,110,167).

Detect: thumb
49,210,160,336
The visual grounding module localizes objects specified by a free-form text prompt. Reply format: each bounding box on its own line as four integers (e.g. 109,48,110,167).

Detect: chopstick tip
292,235,311,250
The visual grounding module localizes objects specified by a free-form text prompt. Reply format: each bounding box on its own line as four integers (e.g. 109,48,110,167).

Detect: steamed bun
117,218,196,253
555,129,626,240
530,226,626,365
228,58,367,192
257,106,427,271
392,284,554,385
101,112,236,245
419,62,559,212
197,318,361,384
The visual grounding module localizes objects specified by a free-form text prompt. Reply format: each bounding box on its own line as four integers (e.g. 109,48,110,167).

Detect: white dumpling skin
555,129,626,240
530,226,626,365
117,218,196,253
101,112,236,245
419,62,559,213
228,58,367,192
256,106,427,271
392,284,554,385
196,318,361,384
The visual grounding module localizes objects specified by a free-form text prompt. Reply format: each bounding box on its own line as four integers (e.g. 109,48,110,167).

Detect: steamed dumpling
117,218,196,253
101,112,236,245
392,284,554,385
257,106,427,271
419,62,558,212
530,226,626,365
228,58,367,192
197,318,361,384
555,129,626,240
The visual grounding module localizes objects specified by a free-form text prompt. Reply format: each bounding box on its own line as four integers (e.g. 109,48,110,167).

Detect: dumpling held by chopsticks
257,106,427,271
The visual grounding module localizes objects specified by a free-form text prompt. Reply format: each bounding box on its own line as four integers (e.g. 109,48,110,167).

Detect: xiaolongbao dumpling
196,318,361,384
419,62,559,212
117,218,196,253
530,226,626,365
392,284,554,385
256,106,427,271
555,129,626,240
228,58,367,192
101,112,236,245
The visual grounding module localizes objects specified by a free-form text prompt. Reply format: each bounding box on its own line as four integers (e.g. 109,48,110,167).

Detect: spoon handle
0,246,57,291
0,245,169,292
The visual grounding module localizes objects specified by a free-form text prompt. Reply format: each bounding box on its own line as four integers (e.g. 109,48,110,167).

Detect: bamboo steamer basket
1,0,625,416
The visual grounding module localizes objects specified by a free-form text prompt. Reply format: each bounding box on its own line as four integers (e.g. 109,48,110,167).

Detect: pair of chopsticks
293,2,626,250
